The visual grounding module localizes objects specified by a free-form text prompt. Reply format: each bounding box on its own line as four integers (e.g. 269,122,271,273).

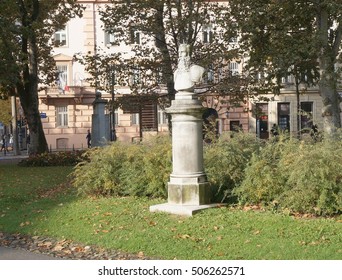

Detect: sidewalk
0,151,28,165
0,246,61,260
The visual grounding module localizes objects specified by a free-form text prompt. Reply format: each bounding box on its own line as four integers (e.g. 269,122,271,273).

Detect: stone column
92,92,110,147
150,93,219,216
166,93,211,205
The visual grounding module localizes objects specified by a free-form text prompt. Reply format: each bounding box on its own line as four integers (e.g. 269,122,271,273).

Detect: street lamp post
11,95,20,155
111,65,117,141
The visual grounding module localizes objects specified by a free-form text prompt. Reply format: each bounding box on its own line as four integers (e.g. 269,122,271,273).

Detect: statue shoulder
190,64,205,83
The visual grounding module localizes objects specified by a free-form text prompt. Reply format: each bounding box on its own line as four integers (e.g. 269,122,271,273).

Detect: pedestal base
168,182,211,205
149,203,224,216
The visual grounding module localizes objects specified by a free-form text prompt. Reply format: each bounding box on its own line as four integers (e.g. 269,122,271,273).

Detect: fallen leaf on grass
20,221,31,227
148,220,157,226
179,234,190,239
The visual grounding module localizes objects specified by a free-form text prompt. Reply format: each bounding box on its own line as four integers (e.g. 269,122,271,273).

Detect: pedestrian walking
0,135,8,152
8,134,13,150
86,129,91,148
270,124,279,137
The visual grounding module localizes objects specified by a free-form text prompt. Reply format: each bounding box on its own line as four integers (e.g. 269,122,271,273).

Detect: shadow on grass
0,165,78,235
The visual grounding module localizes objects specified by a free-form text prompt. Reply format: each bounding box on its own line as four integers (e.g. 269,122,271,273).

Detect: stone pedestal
92,94,110,147
150,92,219,216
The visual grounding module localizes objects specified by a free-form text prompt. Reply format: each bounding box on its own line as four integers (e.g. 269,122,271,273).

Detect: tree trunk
295,77,301,139
17,0,49,155
18,27,48,153
154,2,175,133
319,70,341,135
11,95,20,155
317,5,341,135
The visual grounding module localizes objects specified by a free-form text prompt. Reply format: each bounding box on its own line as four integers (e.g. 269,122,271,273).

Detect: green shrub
234,135,297,204
71,131,342,216
18,151,87,167
71,136,171,198
204,132,263,202
118,136,171,198
279,140,342,215
235,134,342,215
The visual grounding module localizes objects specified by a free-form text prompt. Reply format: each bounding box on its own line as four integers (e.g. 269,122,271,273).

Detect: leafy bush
71,136,171,198
18,151,87,167
234,135,297,204
71,131,342,216
235,134,342,215
204,132,263,202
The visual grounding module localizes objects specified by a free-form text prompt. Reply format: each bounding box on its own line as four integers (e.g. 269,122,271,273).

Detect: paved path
0,246,61,260
0,152,28,165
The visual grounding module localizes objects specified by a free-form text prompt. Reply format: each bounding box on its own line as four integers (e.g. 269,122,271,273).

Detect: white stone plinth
150,91,213,216
150,203,224,216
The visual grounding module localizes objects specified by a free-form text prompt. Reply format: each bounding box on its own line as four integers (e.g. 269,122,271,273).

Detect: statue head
178,44,190,58
177,44,191,72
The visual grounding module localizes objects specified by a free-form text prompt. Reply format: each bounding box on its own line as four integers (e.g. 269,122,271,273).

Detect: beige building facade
35,1,341,150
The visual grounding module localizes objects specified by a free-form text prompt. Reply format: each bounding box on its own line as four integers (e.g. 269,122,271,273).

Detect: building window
131,113,139,125
157,106,168,125
114,109,119,125
255,103,269,139
229,62,239,76
207,65,214,83
56,106,68,127
54,27,67,46
278,103,290,131
230,120,241,132
300,102,313,131
105,30,115,46
56,64,68,93
229,36,238,44
132,68,141,85
281,75,293,84
202,25,214,44
130,27,141,44
156,68,163,84
104,25,118,46
56,138,68,151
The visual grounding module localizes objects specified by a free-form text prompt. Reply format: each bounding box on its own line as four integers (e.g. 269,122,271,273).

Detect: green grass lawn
0,164,341,260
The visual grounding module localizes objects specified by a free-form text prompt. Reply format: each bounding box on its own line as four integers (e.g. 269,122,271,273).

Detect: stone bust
174,44,205,93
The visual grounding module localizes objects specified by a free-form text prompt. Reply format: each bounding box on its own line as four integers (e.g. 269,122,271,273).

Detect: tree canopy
77,0,243,112
78,0,342,135
0,0,84,154
228,0,342,134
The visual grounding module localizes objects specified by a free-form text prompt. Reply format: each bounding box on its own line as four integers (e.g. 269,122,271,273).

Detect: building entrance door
256,103,269,139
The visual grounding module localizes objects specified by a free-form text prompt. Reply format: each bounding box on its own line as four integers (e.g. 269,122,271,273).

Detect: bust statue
174,44,205,93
